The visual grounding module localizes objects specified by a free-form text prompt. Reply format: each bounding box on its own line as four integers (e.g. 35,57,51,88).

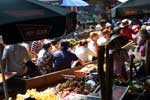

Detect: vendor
1,43,31,76
109,34,129,80
53,40,83,71
37,42,54,75
119,19,136,41
136,25,149,58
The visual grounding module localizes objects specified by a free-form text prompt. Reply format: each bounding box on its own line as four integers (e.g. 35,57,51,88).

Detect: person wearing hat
109,34,129,80
120,19,136,41
136,25,149,57
53,40,83,71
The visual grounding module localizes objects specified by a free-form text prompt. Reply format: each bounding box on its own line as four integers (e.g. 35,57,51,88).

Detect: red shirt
120,27,135,40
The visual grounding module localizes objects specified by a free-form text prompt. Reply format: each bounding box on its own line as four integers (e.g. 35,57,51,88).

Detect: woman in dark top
53,40,82,71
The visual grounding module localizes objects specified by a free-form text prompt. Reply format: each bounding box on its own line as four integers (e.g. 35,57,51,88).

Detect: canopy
111,0,150,18
0,0,76,44
61,0,89,7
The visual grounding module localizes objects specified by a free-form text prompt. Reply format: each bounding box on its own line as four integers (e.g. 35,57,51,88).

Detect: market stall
7,62,98,99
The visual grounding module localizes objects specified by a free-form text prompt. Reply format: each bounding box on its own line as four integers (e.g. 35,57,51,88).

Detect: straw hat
109,34,129,49
119,19,132,28
138,26,148,37
105,22,112,28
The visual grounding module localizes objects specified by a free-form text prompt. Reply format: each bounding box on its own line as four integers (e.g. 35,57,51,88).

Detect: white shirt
97,36,107,46
75,46,95,62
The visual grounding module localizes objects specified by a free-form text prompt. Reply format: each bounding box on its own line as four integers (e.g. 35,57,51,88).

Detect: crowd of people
1,17,150,80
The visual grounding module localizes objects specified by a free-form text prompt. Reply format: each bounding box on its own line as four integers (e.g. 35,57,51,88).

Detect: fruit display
15,64,98,100
16,88,58,100
55,74,98,99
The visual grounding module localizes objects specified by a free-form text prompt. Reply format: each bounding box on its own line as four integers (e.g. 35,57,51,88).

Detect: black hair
60,40,70,50
43,43,51,50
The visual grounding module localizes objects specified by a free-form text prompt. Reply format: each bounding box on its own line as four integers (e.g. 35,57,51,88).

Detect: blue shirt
53,49,78,71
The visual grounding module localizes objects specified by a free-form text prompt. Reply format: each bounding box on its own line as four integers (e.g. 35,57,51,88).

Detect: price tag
0,35,3,44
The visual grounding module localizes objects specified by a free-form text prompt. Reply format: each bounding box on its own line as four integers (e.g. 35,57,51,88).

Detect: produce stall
10,61,129,100
4,62,97,99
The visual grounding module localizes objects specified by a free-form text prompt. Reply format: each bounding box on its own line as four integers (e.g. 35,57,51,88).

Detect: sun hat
105,22,112,28
119,19,132,28
95,24,102,31
138,25,149,37
109,34,129,49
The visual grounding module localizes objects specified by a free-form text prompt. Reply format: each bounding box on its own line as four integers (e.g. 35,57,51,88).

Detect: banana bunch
16,89,57,100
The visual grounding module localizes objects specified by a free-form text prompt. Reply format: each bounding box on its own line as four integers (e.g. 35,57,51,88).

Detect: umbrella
111,0,150,18
61,0,89,7
0,0,77,44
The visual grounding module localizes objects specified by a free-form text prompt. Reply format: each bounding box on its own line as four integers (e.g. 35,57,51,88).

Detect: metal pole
0,37,9,100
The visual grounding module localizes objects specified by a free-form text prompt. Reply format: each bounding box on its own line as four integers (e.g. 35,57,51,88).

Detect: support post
145,40,150,76
98,46,106,100
105,45,113,100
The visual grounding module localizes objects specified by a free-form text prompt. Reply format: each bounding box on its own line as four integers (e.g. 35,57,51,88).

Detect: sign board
16,24,52,41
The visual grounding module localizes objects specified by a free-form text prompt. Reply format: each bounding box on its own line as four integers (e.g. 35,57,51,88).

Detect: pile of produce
55,74,98,99
16,88,58,100
15,64,98,100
